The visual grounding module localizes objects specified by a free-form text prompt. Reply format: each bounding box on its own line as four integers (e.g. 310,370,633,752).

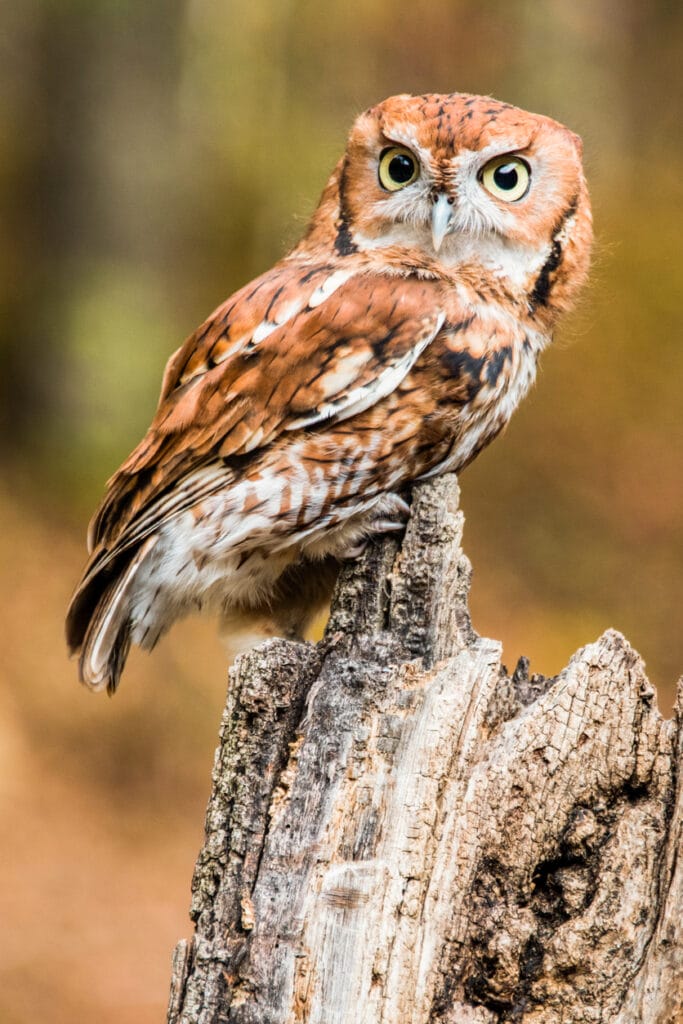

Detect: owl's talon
341,509,409,560
394,496,412,518
341,541,368,560
371,518,408,534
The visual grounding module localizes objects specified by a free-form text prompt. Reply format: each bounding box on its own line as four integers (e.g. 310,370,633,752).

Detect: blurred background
1,1,681,1021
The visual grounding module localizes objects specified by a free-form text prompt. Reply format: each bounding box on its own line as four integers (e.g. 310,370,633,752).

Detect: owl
66,92,592,693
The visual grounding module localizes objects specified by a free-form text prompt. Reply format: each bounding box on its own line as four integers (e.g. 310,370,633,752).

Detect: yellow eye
480,156,531,202
378,146,419,191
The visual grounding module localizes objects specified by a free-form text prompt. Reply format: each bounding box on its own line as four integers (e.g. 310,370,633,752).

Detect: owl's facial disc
370,137,536,255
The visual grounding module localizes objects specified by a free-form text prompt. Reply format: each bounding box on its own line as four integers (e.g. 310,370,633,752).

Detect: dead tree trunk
167,475,683,1024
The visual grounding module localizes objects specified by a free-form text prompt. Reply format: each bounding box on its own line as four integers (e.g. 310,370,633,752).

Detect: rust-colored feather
67,91,592,692
89,269,446,551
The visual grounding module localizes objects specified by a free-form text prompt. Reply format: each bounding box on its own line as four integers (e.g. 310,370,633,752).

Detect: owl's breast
406,302,546,479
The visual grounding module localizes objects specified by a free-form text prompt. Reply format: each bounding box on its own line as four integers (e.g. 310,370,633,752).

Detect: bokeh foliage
1,2,681,1022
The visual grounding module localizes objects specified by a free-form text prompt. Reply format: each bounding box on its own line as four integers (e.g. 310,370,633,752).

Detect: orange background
1,3,681,1021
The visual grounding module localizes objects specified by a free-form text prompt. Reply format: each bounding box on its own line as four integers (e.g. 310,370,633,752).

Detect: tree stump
167,475,683,1024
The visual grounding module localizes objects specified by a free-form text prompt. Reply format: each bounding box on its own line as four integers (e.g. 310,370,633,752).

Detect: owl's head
306,93,592,319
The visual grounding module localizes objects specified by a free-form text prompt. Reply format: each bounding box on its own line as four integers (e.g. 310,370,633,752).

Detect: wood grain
168,475,682,1024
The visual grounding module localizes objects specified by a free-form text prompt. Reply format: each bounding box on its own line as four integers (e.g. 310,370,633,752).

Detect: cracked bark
167,474,683,1024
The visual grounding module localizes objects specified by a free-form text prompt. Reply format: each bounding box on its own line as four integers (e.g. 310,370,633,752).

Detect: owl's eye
480,156,531,202
378,146,419,191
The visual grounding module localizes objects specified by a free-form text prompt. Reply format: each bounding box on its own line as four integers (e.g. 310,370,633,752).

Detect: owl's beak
431,193,454,252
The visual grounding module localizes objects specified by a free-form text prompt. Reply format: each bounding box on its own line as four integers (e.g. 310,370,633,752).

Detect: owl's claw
341,541,369,560
341,522,405,560
386,495,412,519
371,517,410,534
341,495,411,559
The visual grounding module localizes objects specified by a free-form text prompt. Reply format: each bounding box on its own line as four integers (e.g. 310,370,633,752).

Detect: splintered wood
167,475,683,1024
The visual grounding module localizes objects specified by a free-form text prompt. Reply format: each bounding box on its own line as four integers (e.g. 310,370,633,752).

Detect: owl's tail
65,536,158,694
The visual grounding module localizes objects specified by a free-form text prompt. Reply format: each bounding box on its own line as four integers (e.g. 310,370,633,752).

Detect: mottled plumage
66,92,592,692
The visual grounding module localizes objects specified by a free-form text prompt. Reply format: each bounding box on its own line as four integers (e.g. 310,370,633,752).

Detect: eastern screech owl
66,92,592,693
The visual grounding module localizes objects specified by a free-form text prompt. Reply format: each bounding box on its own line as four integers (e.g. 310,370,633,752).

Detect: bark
167,475,683,1024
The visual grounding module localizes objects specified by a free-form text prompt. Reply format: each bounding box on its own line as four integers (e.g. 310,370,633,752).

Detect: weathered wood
168,475,682,1024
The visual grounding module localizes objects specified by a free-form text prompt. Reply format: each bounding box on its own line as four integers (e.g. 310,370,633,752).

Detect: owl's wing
88,260,447,556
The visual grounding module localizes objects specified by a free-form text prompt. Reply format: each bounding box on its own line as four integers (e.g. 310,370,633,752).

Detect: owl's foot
341,494,411,559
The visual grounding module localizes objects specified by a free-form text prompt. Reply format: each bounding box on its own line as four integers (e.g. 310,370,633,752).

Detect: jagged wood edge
167,474,682,1024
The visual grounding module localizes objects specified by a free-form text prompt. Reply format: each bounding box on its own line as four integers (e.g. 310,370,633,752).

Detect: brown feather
66,92,592,691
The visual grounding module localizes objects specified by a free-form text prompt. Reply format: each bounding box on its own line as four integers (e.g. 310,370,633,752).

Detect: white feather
286,312,445,431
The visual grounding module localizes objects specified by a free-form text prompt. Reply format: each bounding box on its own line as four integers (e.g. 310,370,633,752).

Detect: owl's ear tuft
364,93,413,117
570,131,584,157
